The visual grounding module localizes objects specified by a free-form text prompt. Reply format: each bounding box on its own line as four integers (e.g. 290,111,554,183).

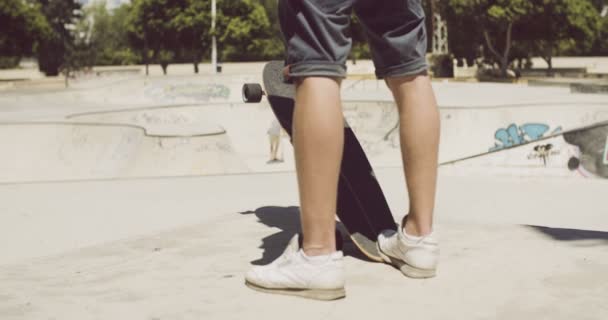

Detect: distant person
267,119,283,163
246,0,440,300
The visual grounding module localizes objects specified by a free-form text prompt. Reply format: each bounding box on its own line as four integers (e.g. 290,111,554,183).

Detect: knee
385,71,429,90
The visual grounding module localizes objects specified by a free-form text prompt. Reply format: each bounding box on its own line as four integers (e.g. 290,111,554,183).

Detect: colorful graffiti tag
490,123,562,151
145,83,230,102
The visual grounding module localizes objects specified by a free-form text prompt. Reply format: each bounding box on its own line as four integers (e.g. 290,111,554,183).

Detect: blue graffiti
490,123,562,151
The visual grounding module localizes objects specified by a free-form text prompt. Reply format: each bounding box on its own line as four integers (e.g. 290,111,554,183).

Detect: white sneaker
377,226,439,278
245,234,346,300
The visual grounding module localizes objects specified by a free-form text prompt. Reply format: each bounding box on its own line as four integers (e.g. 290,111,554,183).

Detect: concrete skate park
0,61,607,319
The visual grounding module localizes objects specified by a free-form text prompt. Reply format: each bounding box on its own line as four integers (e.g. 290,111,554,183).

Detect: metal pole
211,0,217,74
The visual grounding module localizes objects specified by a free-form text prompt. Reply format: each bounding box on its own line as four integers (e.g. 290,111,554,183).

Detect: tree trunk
192,52,201,74
500,56,509,78
64,68,69,88
161,63,168,75
542,45,554,76
144,50,149,76
542,56,553,76
144,37,149,76
483,22,513,78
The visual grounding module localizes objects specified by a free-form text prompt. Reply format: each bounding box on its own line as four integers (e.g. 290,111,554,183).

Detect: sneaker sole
350,233,384,262
245,281,346,301
377,244,436,279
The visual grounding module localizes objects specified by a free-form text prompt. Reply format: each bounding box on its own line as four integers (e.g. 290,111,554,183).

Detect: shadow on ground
528,225,608,246
240,206,371,265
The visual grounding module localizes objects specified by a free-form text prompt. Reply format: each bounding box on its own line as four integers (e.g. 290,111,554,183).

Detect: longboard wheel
568,157,580,170
242,83,264,103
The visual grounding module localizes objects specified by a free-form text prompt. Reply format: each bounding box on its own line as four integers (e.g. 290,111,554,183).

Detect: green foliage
81,2,139,65
0,0,51,68
438,1,481,66
521,0,601,64
101,48,140,65
599,17,608,54
158,49,174,74
429,53,454,77
36,0,82,76
127,0,184,65
442,0,604,75
349,14,371,63
128,0,230,71
0,56,21,69
217,0,282,61
170,0,212,71
3,0,605,73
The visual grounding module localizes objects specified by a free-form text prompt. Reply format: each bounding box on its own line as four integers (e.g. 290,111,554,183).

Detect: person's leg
270,135,279,161
293,76,343,256
247,78,347,298
268,136,275,161
245,0,353,300
276,135,283,161
355,0,440,278
376,75,440,278
386,75,439,237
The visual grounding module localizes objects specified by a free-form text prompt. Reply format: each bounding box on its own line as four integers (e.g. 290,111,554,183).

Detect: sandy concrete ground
0,171,607,319
1,64,607,319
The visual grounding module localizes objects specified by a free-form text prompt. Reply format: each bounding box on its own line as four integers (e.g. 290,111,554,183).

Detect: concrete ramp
341,100,608,166
439,103,608,163
442,122,608,179
68,74,256,105
3,98,607,182
0,122,248,183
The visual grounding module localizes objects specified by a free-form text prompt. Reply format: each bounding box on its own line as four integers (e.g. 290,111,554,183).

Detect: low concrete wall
571,83,608,94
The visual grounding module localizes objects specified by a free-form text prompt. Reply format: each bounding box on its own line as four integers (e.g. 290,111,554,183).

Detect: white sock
402,227,423,241
300,250,334,263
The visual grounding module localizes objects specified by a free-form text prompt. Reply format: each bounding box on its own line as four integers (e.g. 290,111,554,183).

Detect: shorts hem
287,61,347,79
376,58,428,79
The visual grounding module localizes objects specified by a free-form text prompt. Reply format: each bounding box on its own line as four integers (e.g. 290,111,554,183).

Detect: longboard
243,61,397,261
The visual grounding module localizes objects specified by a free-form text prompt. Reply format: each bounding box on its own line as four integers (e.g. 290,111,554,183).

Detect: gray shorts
279,0,428,79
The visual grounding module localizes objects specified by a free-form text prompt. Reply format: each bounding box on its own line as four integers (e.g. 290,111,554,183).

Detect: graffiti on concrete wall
527,143,560,166
145,83,230,102
490,123,562,151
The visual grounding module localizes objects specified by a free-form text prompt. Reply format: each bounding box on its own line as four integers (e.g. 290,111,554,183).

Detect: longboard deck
259,60,397,261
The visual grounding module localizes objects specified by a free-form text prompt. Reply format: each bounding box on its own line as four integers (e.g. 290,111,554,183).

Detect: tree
257,0,284,60
128,0,186,75
83,1,138,66
171,0,211,73
0,0,50,68
444,0,532,77
599,15,608,55
217,0,282,61
439,2,482,66
349,14,371,64
522,0,601,73
482,0,531,77
36,0,82,76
